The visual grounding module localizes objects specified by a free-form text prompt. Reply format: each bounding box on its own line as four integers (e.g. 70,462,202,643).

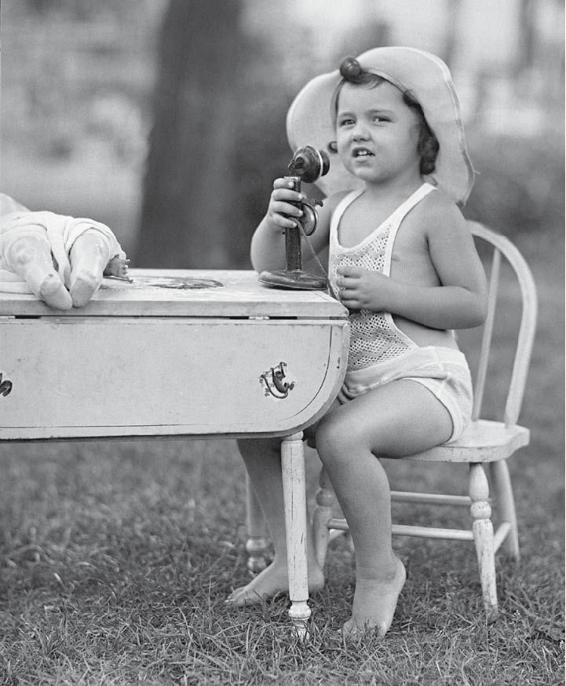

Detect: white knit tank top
329,183,436,371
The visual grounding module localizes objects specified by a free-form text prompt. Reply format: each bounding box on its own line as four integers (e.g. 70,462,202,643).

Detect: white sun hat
286,46,476,206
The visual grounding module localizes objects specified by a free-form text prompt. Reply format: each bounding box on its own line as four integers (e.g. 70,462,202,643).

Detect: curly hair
330,57,439,176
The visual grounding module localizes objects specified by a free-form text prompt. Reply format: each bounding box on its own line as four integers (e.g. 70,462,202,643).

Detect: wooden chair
245,222,537,621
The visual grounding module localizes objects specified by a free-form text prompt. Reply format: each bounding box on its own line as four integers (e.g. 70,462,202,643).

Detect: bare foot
69,269,103,307
225,559,325,606
342,557,406,638
39,273,72,310
6,238,72,309
69,232,109,307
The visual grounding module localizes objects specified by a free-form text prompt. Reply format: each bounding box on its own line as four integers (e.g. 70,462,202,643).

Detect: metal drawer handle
0,373,13,397
260,362,295,399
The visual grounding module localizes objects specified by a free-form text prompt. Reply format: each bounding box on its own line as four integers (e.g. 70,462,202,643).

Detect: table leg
280,431,311,640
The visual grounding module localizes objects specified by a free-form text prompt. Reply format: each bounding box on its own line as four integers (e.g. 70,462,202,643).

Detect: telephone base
258,269,327,291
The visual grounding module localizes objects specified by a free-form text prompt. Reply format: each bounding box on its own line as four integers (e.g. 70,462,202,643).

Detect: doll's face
335,81,422,186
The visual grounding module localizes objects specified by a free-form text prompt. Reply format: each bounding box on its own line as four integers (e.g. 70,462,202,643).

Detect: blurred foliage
1,0,563,264
465,129,564,238
17,0,161,21
1,0,160,167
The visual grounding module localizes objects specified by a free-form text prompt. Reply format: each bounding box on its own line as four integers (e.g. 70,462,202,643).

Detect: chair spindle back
468,222,538,428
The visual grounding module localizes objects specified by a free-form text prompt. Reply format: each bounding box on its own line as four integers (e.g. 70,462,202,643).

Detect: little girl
227,47,487,637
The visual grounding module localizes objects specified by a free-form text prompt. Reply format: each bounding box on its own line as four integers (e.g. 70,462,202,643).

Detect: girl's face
336,81,422,186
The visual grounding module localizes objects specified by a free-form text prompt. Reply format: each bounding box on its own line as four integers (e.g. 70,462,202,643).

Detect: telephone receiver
259,145,330,291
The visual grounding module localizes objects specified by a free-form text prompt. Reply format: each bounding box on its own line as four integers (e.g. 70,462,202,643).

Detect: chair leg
245,474,269,573
490,460,520,561
469,463,498,622
312,467,335,570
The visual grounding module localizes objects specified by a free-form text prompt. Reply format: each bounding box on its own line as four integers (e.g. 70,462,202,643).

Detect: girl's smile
351,146,375,160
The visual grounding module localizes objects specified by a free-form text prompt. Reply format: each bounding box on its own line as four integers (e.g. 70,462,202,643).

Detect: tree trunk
136,0,242,268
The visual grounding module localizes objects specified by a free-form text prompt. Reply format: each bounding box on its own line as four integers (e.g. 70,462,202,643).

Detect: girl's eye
372,115,390,124
338,117,354,127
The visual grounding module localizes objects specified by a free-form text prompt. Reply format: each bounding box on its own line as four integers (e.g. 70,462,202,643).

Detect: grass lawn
0,217,563,683
0,431,562,685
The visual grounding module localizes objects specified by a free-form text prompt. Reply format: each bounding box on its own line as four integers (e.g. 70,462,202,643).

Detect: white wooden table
0,269,348,636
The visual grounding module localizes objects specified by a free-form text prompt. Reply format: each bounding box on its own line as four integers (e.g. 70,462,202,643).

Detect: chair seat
401,420,530,463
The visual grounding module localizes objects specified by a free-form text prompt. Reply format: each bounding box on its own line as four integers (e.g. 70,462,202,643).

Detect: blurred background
1,0,563,270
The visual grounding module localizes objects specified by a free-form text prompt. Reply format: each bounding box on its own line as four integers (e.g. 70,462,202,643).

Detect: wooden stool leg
312,467,335,569
490,460,520,561
281,432,311,640
469,463,498,622
245,474,269,573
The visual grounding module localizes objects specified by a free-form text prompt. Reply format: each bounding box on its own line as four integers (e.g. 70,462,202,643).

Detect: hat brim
286,46,475,205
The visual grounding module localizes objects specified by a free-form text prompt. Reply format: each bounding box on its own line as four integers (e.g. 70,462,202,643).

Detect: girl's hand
336,265,392,311
266,178,305,231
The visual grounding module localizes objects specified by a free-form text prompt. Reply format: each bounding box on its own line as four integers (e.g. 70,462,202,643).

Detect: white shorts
338,346,473,442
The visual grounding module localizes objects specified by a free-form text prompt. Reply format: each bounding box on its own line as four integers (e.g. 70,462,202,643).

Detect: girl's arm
415,201,487,328
338,196,487,330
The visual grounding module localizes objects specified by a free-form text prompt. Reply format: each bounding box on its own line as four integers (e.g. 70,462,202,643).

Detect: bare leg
315,380,453,637
226,437,324,605
69,230,111,307
5,234,72,309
